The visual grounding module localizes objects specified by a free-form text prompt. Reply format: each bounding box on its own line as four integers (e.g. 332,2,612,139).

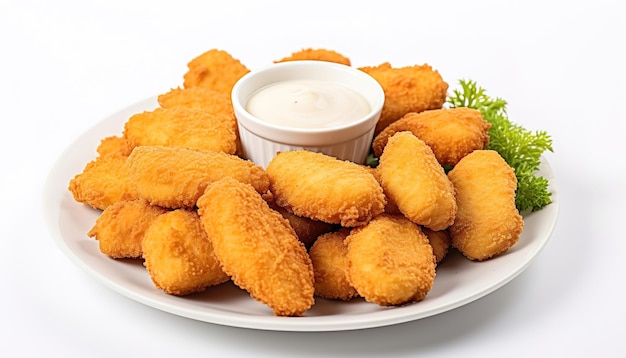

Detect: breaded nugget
123,107,237,155
271,204,335,248
345,214,436,306
96,135,134,157
378,132,457,230
126,146,270,209
197,177,314,316
157,86,243,157
368,165,402,215
158,87,234,113
183,49,249,95
267,150,386,227
372,107,491,166
87,199,167,259
68,154,138,210
359,62,448,134
142,209,229,296
275,48,351,66
309,229,359,301
422,228,451,265
448,150,524,261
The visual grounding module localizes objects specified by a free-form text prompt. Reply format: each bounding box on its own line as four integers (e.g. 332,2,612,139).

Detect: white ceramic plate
44,96,560,332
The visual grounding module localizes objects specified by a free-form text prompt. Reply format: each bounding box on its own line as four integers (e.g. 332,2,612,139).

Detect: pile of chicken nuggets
69,48,524,317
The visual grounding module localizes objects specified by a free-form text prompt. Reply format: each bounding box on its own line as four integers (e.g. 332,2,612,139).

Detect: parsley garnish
447,79,554,212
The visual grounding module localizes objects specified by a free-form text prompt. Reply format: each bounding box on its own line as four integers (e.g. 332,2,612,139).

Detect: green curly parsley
447,79,553,212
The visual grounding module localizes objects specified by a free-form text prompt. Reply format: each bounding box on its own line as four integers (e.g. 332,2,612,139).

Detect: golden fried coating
367,165,402,215
68,154,138,210
309,229,359,301
267,150,386,227
96,135,134,157
126,146,270,209
448,150,524,261
197,177,314,316
87,199,167,259
422,227,451,265
142,209,229,296
359,62,448,134
271,204,335,248
123,107,237,155
275,48,351,66
158,86,234,113
183,49,249,95
345,214,436,306
157,86,243,156
372,108,491,166
378,132,457,230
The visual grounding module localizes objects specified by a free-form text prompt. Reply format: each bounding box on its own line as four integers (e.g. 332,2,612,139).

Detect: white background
2,0,625,357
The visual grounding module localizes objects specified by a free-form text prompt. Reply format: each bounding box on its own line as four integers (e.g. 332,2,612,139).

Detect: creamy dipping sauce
245,80,370,129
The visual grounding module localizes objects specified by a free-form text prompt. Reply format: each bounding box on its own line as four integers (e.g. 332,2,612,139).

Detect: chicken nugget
275,48,351,66
126,146,270,209
68,153,138,210
309,229,358,301
197,177,314,316
359,62,448,134
183,49,249,95
372,107,491,166
448,150,524,261
96,135,134,158
368,165,402,215
123,107,237,155
271,204,335,248
142,209,229,296
88,199,167,259
378,132,457,230
345,214,436,306
267,150,386,227
157,86,243,157
158,86,233,113
422,227,451,265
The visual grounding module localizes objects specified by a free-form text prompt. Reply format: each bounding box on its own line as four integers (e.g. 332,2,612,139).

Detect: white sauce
245,80,370,128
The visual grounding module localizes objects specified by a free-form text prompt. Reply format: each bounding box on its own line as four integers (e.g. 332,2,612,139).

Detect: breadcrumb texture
373,107,491,166
157,86,243,157
346,214,436,306
422,228,451,265
123,107,237,155
126,146,269,209
158,87,233,113
68,153,138,210
142,209,229,295
96,135,134,158
275,48,351,66
88,199,167,259
309,229,358,301
197,177,314,316
448,150,524,261
378,132,457,230
270,203,335,248
267,150,386,227
359,62,448,134
183,49,249,95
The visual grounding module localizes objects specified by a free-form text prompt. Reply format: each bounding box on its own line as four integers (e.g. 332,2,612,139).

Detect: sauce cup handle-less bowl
231,61,385,168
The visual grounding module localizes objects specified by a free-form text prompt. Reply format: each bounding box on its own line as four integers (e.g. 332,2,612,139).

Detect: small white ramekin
231,61,384,168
